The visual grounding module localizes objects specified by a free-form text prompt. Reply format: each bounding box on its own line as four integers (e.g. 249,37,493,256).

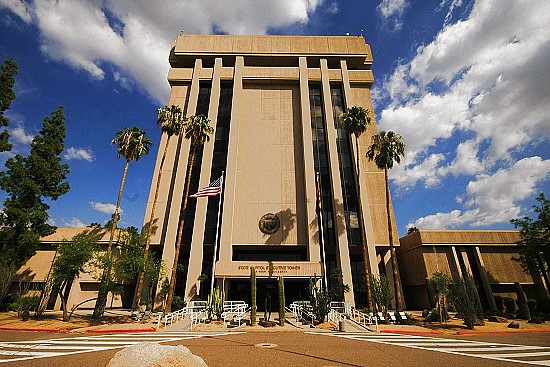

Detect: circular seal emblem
259,213,280,235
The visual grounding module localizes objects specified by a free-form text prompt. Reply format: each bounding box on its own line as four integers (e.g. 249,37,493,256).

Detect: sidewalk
1,309,549,335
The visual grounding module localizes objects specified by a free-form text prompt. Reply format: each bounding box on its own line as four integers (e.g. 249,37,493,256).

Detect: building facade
145,34,401,308
397,230,549,310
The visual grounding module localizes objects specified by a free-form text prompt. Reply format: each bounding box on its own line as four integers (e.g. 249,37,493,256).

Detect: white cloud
2,0,324,104
0,0,32,22
409,157,550,229
378,0,550,228
90,201,122,215
10,126,33,144
377,0,408,30
63,217,86,228
64,147,93,162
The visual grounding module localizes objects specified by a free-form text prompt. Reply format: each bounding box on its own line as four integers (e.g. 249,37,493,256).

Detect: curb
381,329,443,335
0,327,72,333
457,329,550,335
85,327,157,333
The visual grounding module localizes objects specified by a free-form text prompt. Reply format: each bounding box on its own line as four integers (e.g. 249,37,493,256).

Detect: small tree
0,107,70,268
448,273,482,330
52,230,101,321
0,58,18,152
329,268,350,302
370,274,393,319
511,193,549,283
427,271,451,323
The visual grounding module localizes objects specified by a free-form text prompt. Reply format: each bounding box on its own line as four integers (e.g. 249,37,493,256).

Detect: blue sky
0,0,548,235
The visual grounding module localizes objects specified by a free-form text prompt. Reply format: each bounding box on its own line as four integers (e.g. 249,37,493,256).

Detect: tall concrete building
144,34,400,308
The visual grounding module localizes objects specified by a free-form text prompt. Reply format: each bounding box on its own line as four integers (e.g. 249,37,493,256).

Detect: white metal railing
328,309,345,325
221,300,248,327
290,301,314,324
163,307,187,329
162,300,208,329
329,302,374,328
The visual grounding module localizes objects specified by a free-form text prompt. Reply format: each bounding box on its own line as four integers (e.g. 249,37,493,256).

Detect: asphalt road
0,330,548,367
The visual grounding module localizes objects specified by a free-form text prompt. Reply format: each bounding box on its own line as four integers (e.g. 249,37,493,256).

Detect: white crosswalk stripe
0,331,240,364
309,331,550,366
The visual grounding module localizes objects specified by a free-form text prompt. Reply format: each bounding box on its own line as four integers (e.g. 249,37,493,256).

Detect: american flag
190,176,222,198
316,172,322,209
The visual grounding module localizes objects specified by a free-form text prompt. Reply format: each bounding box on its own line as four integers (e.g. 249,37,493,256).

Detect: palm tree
366,130,405,310
340,106,373,309
133,106,186,310
93,126,152,318
165,114,214,313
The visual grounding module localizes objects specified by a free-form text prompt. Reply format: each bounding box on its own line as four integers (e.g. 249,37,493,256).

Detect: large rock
107,342,208,367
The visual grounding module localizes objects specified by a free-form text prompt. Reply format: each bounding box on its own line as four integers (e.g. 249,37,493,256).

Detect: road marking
309,331,550,366
0,331,241,364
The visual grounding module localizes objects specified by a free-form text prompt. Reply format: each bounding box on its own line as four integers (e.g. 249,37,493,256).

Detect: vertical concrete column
473,246,497,310
184,58,223,300
339,59,379,277
450,246,464,279
298,57,320,263
320,58,355,306
159,58,201,297
219,56,244,262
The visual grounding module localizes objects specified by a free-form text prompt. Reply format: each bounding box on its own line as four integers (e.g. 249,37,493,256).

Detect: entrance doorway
229,279,309,312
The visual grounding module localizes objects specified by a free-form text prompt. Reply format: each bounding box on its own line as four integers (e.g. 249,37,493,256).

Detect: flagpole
317,172,328,289
210,171,224,298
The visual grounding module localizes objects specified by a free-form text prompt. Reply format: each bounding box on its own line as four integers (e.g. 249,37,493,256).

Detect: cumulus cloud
1,0,324,104
90,201,122,215
0,0,32,22
377,0,408,30
409,157,550,229
10,126,33,144
64,147,93,162
63,217,86,228
377,0,550,228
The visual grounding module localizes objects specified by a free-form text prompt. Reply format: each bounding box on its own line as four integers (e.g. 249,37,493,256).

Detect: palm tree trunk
384,167,403,310
165,147,196,314
93,160,129,318
355,137,373,309
133,136,171,309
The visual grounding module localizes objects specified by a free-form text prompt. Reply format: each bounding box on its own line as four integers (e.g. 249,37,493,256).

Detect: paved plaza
0,329,549,366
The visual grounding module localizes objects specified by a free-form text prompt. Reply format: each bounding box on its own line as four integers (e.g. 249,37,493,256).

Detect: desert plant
503,297,516,314
210,286,224,320
515,282,531,320
370,274,393,319
427,272,451,323
448,274,481,329
278,276,285,326
308,278,331,323
250,267,257,326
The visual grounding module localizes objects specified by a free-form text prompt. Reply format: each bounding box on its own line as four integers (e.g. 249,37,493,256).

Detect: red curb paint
381,329,443,335
85,328,156,333
0,327,72,333
457,329,550,335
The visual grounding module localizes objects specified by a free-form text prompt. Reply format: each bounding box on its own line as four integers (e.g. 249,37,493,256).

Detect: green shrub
171,295,185,311
503,297,516,314
448,274,481,330
514,282,531,320
527,299,537,315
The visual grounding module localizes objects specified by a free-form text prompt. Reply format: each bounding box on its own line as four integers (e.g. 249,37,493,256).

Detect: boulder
507,321,520,329
107,342,208,367
488,316,508,323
